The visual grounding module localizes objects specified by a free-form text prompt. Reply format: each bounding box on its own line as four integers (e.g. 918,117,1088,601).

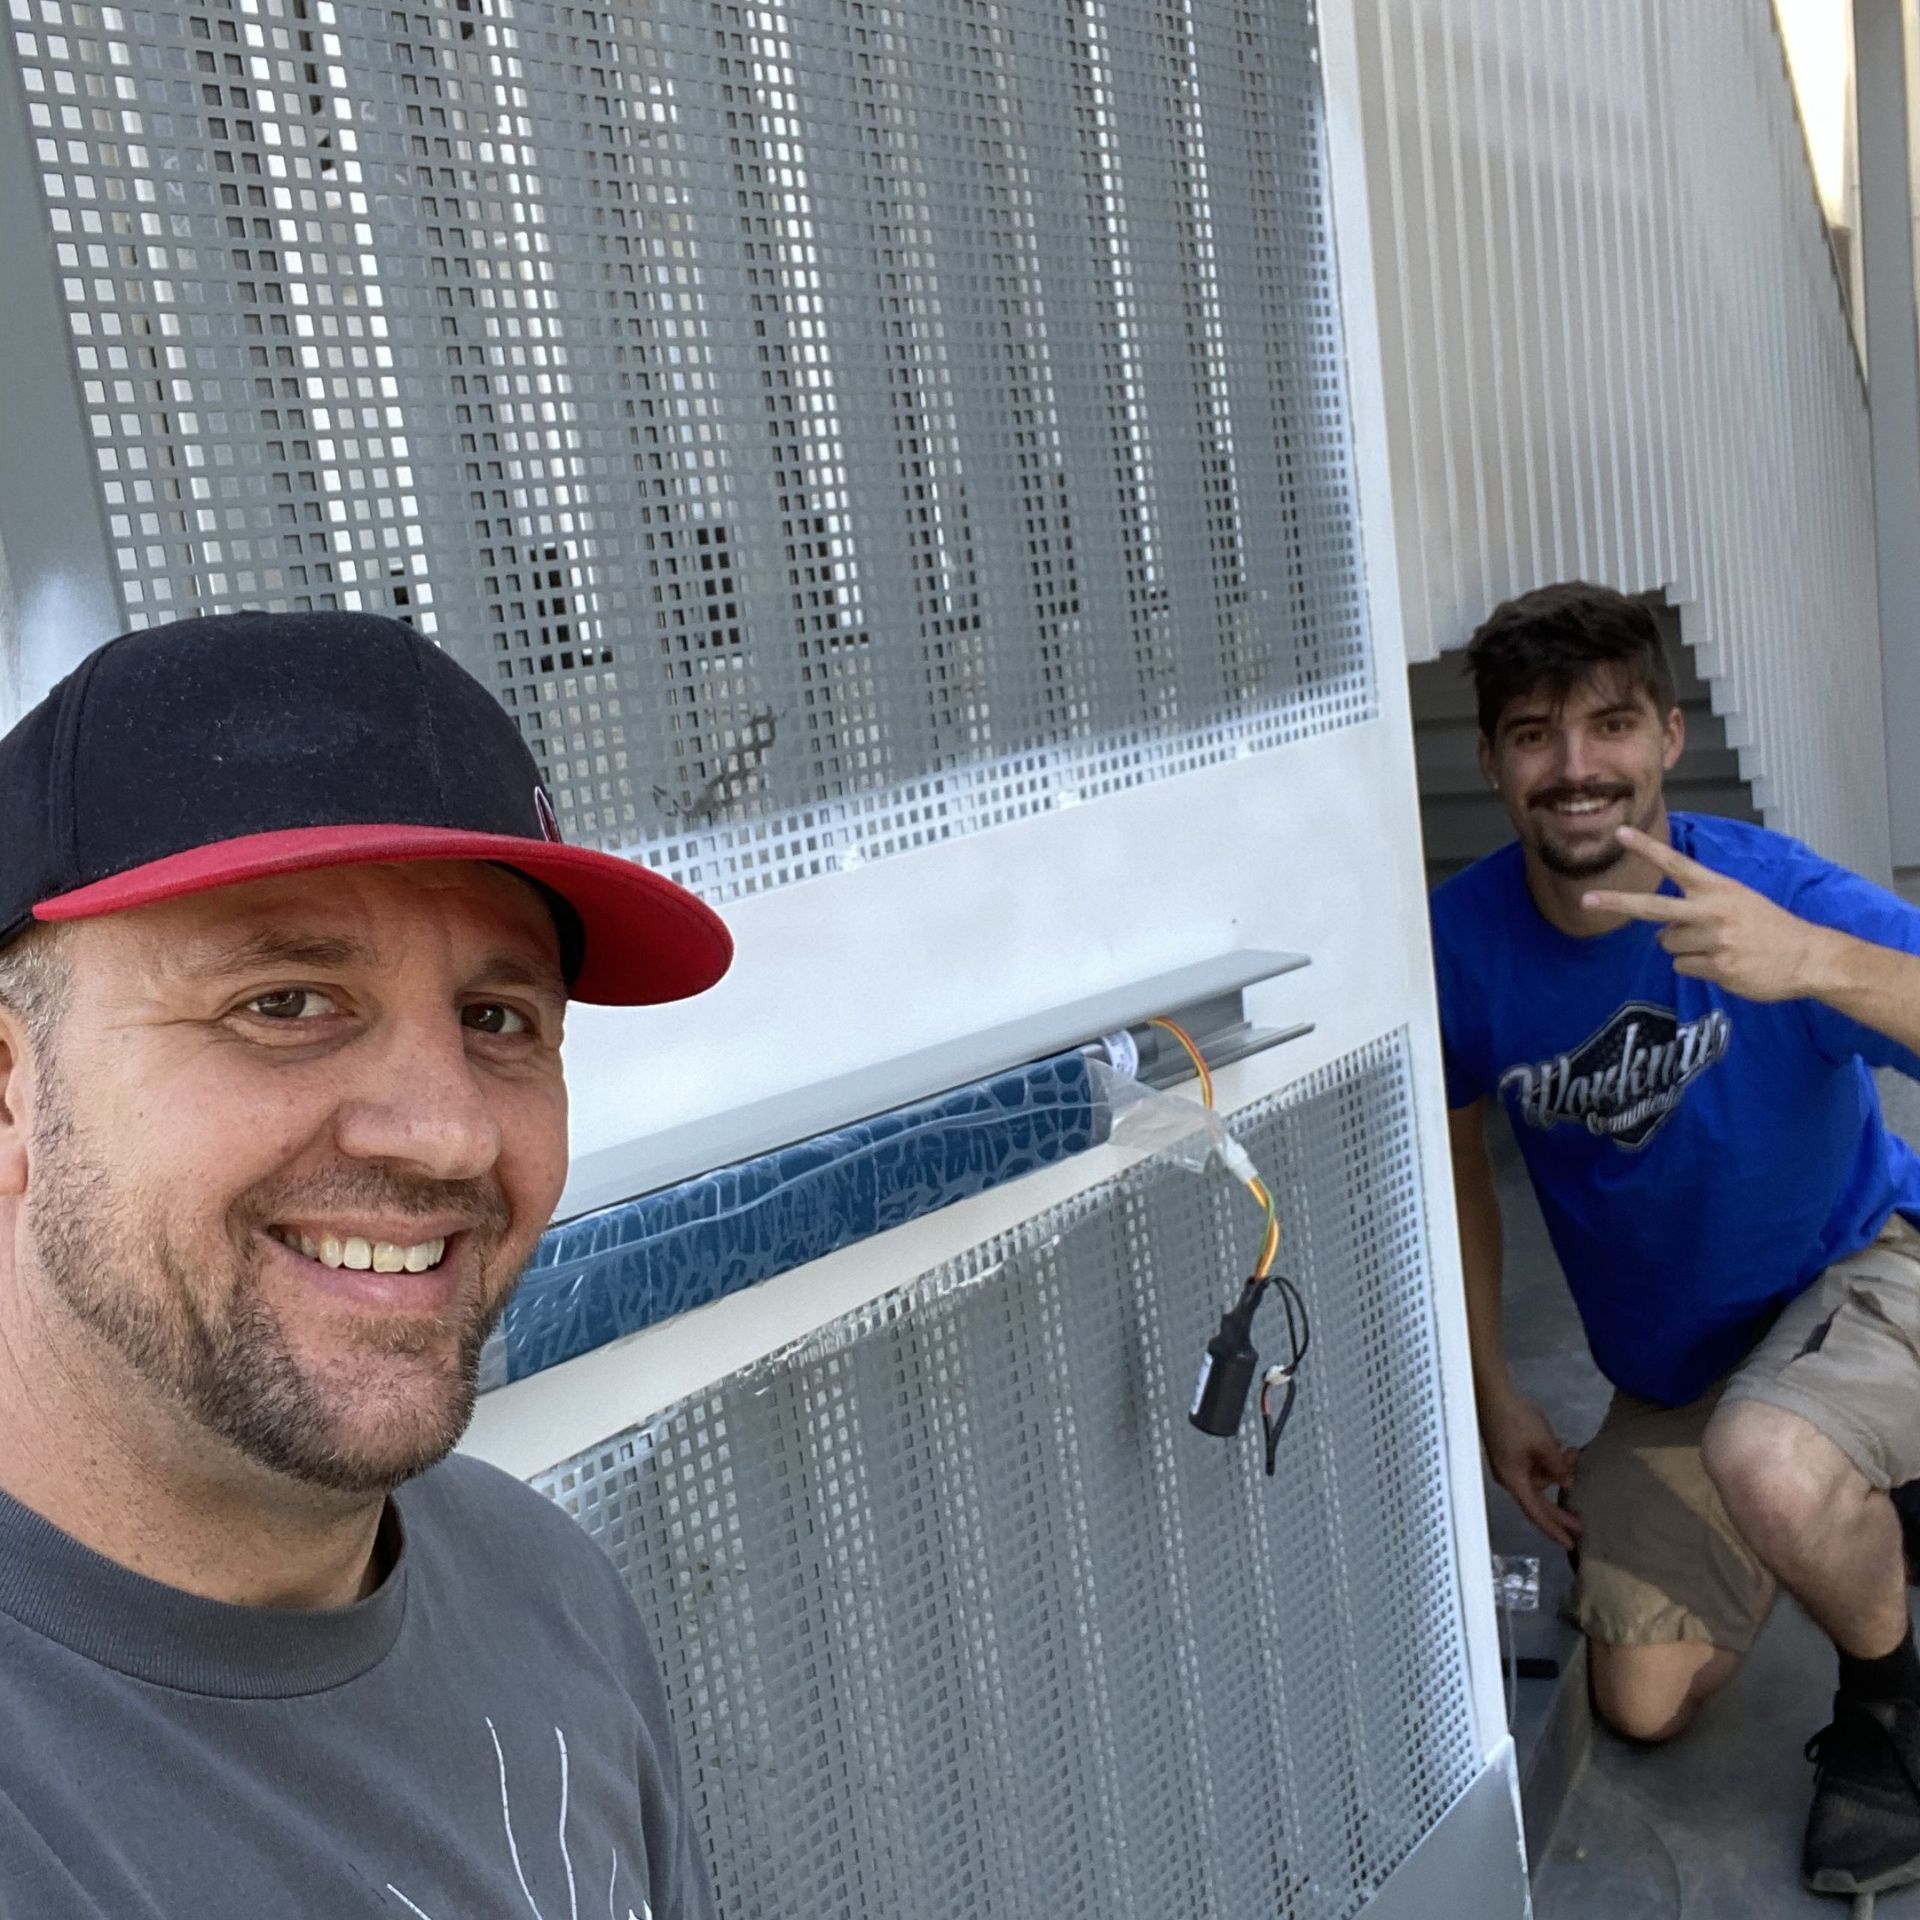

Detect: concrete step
1408,598,1721,721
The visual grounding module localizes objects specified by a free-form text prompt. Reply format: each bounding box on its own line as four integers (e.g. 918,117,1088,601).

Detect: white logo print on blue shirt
1497,1000,1732,1149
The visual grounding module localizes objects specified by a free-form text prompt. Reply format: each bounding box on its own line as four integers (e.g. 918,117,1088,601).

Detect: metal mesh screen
535,1033,1476,1918
8,0,1373,897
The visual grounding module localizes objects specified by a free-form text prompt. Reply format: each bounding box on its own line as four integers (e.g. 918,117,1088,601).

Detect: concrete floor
1535,1598,1920,1919
1489,1063,1920,1919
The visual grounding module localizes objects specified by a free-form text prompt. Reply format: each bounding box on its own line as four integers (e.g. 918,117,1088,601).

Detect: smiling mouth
265,1226,449,1274
1536,792,1629,820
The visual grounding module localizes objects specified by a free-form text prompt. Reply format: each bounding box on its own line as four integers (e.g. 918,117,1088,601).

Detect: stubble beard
1535,834,1631,882
26,1091,519,1497
1529,785,1664,881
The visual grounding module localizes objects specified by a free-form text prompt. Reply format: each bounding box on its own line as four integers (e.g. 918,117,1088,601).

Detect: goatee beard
1536,838,1630,881
1529,791,1663,882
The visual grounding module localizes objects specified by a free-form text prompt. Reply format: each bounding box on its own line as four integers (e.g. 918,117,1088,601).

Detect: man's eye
463,1002,531,1037
245,988,336,1021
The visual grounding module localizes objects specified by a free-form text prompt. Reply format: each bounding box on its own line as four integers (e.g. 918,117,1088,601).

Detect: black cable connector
1189,1278,1265,1438
1190,1273,1311,1475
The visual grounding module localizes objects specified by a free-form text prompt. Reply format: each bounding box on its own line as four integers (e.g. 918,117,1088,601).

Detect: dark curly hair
1464,582,1676,740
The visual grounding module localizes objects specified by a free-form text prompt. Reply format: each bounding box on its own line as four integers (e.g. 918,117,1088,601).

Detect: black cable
1261,1371,1297,1475
1191,1271,1312,1474
1257,1274,1310,1476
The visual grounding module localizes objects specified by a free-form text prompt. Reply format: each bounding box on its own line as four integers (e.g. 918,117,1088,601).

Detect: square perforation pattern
536,1034,1477,1918
11,0,1373,899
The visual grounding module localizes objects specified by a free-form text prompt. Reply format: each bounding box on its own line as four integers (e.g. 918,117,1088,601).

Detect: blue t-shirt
1431,813,1920,1406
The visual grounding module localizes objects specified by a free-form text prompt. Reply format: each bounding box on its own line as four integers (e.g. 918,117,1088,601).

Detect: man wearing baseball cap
0,611,729,1915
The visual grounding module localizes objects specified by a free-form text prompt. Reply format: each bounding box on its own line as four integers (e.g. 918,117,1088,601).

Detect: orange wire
1251,1178,1281,1279
1147,1015,1214,1107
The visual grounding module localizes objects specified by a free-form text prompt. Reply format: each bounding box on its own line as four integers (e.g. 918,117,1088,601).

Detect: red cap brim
33,825,733,1007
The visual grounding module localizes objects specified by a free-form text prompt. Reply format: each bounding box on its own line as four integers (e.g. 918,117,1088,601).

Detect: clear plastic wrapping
1491,1554,1541,1613
1088,1057,1235,1174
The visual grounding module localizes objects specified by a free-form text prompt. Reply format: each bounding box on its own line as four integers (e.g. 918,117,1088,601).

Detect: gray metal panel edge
1359,1749,1531,1920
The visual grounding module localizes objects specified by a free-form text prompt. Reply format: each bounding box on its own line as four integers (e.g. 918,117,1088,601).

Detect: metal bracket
557,948,1311,1220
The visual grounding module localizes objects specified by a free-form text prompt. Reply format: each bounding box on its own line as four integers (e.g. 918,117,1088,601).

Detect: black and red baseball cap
0,611,732,1006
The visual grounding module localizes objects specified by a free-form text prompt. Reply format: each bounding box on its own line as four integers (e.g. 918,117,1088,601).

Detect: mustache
232,1167,513,1242
1529,783,1633,812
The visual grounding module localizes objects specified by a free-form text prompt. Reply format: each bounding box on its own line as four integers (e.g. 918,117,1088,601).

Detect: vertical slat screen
1355,0,1886,875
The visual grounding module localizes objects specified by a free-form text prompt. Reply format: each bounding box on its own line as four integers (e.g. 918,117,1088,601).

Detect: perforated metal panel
536,1033,1476,1919
7,0,1373,897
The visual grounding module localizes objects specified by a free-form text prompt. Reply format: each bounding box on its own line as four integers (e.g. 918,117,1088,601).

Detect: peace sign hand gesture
1581,826,1842,1004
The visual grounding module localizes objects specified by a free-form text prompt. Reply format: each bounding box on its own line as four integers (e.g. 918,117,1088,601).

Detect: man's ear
1663,704,1686,772
0,1013,32,1199
1477,733,1498,790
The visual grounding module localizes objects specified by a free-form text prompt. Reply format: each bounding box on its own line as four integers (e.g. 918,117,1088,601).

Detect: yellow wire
1147,1015,1214,1108
1149,1014,1280,1279
1250,1178,1281,1280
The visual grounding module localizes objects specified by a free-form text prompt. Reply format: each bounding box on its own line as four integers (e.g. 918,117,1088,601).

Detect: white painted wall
1352,0,1888,877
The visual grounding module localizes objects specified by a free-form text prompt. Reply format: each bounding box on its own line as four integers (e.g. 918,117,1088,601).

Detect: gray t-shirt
0,1453,717,1918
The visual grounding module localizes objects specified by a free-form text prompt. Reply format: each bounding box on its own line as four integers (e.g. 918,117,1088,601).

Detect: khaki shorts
1566,1215,1920,1653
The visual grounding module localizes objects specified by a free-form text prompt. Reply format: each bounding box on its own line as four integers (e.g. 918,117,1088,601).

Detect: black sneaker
1804,1694,1920,1894
1893,1481,1920,1586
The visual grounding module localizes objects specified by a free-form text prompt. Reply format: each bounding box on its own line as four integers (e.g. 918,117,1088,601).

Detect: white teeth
272,1228,448,1272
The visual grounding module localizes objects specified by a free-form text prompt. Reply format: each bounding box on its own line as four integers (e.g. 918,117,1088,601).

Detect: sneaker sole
1806,1856,1920,1896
